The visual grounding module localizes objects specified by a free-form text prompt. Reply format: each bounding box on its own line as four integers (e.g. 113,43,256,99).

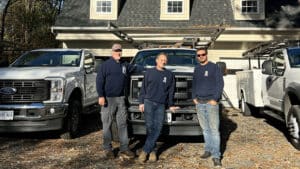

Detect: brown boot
148,151,157,162
103,150,115,159
118,150,135,160
138,150,148,163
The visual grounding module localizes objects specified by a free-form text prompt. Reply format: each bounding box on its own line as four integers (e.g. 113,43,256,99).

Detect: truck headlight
45,78,65,103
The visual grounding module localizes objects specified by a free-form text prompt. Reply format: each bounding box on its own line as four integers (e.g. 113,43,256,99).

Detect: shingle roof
54,0,300,28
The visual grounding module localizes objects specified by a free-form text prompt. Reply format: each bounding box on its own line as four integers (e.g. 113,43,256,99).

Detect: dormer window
167,0,183,13
233,0,264,20
160,0,189,20
241,0,258,14
90,0,118,20
96,0,112,14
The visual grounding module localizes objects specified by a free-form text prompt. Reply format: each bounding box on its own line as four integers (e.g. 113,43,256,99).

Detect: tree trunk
0,0,11,66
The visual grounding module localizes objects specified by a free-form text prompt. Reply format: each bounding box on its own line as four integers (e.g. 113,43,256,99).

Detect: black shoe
200,151,211,159
212,158,222,167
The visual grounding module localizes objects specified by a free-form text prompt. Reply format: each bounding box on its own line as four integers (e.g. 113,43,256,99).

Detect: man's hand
139,104,144,113
193,99,198,105
169,106,180,113
98,97,106,106
208,100,217,106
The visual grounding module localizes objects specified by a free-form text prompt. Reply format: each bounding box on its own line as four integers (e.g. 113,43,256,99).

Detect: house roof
54,0,300,28
55,0,254,27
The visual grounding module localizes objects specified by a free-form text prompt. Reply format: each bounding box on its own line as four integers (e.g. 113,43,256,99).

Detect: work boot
118,150,135,159
212,158,222,167
103,150,115,159
138,150,148,163
148,151,157,162
200,151,211,159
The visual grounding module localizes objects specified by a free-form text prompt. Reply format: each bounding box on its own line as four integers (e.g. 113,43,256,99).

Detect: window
167,0,183,13
96,0,112,13
90,0,117,20
288,48,300,68
132,49,197,67
11,51,81,67
241,0,258,14
160,0,189,20
233,0,264,20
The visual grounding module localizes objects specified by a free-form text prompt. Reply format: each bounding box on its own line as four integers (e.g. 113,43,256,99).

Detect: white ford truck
0,49,99,139
236,41,300,150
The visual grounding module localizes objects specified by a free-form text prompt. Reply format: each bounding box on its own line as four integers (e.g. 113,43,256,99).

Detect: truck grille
0,80,50,103
130,75,193,106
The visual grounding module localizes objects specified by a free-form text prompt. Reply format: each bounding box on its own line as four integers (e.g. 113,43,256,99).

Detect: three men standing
96,45,224,167
192,48,224,167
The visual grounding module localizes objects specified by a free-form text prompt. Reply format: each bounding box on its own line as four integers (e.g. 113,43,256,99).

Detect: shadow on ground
130,107,238,160
0,111,103,144
77,112,103,137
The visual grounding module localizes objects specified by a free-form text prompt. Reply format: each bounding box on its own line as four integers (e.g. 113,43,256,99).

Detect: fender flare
284,83,300,121
286,82,300,104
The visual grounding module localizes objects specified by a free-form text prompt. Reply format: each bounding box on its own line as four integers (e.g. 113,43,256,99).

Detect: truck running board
263,110,285,122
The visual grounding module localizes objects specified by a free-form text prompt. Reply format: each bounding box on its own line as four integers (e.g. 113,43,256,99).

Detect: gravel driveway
0,108,300,169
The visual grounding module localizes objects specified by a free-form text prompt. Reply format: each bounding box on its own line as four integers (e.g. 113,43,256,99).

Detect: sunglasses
113,49,122,52
197,53,207,57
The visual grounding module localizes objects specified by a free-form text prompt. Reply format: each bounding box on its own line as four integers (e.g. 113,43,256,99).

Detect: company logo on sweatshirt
163,77,167,83
122,65,126,74
204,70,208,77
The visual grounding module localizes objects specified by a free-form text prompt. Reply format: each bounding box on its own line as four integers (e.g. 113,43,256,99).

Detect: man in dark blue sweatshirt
192,48,224,167
138,53,179,163
96,43,135,159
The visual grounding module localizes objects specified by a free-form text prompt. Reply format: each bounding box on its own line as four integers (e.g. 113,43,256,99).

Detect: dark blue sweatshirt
139,68,175,107
192,62,224,101
96,58,135,97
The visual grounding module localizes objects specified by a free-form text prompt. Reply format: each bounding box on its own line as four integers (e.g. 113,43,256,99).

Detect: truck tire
60,99,81,139
287,105,300,150
239,95,251,116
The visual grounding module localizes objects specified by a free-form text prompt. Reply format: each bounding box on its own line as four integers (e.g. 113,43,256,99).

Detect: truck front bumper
0,103,67,132
128,106,202,136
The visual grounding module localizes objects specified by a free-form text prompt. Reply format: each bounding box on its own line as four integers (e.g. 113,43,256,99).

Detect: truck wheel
239,95,251,116
287,105,300,150
60,99,81,139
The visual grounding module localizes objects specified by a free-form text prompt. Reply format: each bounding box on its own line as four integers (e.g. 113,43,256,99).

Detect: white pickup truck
236,43,300,150
0,49,99,139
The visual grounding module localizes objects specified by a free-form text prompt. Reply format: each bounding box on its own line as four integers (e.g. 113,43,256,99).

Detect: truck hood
144,65,194,73
0,67,80,80
166,66,194,73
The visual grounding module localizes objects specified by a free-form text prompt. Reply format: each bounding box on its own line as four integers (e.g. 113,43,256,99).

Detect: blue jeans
100,96,129,152
196,103,221,159
143,99,165,153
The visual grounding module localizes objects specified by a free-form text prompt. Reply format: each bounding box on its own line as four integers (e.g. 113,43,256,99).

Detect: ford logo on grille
0,87,17,95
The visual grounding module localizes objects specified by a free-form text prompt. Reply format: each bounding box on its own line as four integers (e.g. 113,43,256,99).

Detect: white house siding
60,40,138,57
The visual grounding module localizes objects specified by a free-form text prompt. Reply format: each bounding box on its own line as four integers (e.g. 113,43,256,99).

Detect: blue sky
0,0,9,12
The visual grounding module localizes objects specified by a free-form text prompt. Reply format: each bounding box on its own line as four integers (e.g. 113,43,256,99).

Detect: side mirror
84,55,95,74
84,64,94,74
262,60,273,75
216,61,227,76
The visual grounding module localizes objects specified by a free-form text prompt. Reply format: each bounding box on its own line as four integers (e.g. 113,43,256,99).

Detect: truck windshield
131,49,197,67
288,48,300,68
11,51,81,67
